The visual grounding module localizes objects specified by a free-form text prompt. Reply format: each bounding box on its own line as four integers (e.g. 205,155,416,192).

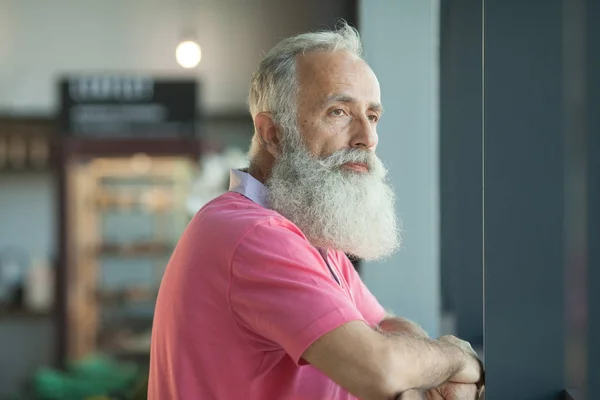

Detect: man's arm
302,320,482,400
378,313,429,337
229,224,480,399
399,384,480,400
378,314,485,399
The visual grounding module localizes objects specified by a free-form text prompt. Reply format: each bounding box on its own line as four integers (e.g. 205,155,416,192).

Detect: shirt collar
228,169,333,260
229,168,268,208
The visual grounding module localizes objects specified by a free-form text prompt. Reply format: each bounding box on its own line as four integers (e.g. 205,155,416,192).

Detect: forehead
296,51,381,104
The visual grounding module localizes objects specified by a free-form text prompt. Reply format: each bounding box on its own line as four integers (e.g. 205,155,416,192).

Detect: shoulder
188,192,307,250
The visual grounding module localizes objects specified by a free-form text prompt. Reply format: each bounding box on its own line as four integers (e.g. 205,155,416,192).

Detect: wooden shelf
0,117,57,173
62,137,201,159
96,287,156,305
0,308,52,320
95,242,173,257
58,155,194,363
94,188,175,212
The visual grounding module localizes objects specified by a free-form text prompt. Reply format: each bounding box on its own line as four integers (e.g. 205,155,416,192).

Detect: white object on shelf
186,148,249,214
25,258,54,312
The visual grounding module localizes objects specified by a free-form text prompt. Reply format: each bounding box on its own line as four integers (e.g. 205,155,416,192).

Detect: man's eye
368,114,379,122
331,109,345,116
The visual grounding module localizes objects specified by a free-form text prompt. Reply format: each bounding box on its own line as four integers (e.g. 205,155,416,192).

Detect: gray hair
248,21,362,158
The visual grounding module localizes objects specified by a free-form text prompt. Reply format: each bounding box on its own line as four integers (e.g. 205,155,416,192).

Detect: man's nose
350,116,378,150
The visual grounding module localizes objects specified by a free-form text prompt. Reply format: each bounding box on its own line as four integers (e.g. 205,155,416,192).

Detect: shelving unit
0,117,56,173
62,154,196,363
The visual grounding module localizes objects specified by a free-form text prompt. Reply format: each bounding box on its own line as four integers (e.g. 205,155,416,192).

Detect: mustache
316,148,378,170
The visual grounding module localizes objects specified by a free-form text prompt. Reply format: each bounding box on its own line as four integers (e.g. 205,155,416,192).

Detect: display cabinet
56,138,200,366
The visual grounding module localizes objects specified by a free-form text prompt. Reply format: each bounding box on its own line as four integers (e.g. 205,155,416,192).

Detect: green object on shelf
32,355,140,400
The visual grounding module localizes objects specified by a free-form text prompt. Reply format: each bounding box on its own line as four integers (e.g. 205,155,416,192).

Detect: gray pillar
564,0,600,397
484,0,565,398
439,0,483,345
359,0,441,337
563,0,588,395
586,0,599,396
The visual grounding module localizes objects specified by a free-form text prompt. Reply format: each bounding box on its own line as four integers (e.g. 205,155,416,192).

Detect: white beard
266,130,401,261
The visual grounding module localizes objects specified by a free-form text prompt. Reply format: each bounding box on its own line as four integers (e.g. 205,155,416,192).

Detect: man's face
295,51,382,170
265,51,400,261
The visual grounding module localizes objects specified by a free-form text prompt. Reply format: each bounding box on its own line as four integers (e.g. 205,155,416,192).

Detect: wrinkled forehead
295,50,381,104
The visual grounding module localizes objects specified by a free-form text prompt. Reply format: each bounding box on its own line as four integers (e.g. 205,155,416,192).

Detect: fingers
398,389,426,400
455,383,477,399
439,335,484,386
425,389,444,400
401,383,482,400
447,357,482,385
439,335,478,358
437,383,478,400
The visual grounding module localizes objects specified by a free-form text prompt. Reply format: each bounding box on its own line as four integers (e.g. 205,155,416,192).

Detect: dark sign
58,76,197,138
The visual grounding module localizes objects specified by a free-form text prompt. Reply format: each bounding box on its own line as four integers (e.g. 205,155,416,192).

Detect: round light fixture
176,40,202,69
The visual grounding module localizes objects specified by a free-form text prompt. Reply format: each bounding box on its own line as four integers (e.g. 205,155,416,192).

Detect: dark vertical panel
439,0,456,314
586,0,600,396
345,0,359,30
439,0,483,345
563,0,588,393
484,0,565,398
564,0,600,396
54,138,68,369
344,0,360,275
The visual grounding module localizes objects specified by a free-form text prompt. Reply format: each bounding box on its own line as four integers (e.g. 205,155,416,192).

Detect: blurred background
0,0,597,399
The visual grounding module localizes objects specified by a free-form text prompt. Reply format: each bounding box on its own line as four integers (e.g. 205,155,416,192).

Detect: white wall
360,0,441,336
0,172,56,260
0,0,348,115
0,172,56,396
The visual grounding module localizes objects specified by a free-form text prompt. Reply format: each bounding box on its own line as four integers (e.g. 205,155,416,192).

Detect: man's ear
254,112,281,157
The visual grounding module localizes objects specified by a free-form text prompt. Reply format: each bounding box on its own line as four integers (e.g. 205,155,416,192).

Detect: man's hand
398,389,425,399
381,316,484,399
428,382,481,399
380,317,483,387
438,335,484,390
399,383,481,400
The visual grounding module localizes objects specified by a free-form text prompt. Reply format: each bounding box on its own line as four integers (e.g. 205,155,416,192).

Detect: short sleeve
335,252,387,326
229,220,366,365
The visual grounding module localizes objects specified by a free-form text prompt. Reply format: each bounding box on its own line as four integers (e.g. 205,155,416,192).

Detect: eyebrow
323,93,384,114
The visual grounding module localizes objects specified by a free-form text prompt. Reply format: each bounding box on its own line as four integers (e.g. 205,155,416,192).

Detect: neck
248,152,274,184
248,164,266,184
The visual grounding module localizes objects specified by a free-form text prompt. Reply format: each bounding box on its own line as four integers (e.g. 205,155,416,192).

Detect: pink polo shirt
148,170,386,399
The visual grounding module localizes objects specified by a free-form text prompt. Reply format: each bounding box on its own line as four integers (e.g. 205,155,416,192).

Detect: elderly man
149,23,483,400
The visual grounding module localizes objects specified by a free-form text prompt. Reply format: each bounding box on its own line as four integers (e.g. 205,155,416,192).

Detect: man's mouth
342,162,369,173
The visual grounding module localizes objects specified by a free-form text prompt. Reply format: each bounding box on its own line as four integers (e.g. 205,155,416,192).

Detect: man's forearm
384,331,465,392
377,316,462,391
378,316,428,338
376,315,482,394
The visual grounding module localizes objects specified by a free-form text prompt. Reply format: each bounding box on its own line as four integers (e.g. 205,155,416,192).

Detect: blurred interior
0,2,366,398
0,0,598,399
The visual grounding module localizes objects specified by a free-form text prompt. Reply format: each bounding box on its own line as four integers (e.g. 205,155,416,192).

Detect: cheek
308,138,329,158
298,125,326,156
316,138,349,158
325,119,352,147
319,117,352,146
328,116,352,132
301,119,350,157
